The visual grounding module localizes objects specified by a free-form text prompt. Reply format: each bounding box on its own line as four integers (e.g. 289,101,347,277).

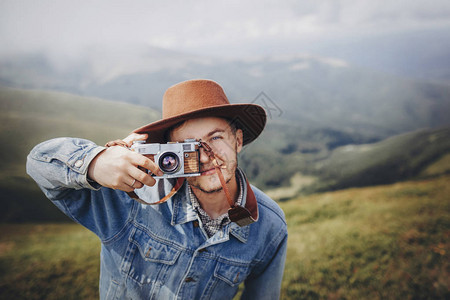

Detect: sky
1,0,450,59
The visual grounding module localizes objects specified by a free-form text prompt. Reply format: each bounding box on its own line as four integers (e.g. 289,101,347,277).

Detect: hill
0,175,448,299
247,126,450,199
1,86,449,221
0,86,160,222
305,127,450,193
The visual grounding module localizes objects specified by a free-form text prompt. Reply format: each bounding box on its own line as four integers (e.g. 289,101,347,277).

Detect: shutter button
74,160,84,168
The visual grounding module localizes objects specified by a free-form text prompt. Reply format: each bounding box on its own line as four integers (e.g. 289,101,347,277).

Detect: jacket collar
171,168,256,243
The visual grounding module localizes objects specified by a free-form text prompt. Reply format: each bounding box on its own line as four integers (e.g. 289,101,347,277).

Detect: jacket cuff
68,145,106,190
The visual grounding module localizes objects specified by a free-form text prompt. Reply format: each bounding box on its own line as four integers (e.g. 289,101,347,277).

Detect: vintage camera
130,139,201,178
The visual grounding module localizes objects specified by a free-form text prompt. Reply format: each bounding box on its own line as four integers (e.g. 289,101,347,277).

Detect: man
27,79,287,299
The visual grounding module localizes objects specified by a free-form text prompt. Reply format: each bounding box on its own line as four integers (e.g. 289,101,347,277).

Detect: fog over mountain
1,0,450,143
1,0,450,218
1,47,450,142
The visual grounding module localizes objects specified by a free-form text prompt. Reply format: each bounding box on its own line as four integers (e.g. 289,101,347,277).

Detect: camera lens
159,152,179,173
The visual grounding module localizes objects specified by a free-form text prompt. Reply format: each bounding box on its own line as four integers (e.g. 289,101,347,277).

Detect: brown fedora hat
133,79,267,145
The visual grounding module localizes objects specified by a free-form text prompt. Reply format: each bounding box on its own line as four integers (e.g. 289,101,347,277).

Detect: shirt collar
188,172,245,238
171,167,254,243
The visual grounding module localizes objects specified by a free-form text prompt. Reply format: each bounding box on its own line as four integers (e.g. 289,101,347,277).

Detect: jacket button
193,220,199,227
74,160,84,168
185,277,196,282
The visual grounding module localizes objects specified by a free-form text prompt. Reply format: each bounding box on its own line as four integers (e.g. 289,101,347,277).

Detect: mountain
2,47,450,219
1,49,450,141
306,127,450,193
246,126,450,200
301,27,450,85
1,86,449,221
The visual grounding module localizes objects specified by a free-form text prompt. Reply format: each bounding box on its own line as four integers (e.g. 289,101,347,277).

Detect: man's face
170,117,243,194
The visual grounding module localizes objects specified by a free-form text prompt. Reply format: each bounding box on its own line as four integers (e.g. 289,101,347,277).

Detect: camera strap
199,141,258,227
129,177,185,206
105,139,258,226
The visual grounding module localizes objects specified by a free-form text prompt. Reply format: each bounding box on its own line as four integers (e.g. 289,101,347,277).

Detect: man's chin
194,185,223,194
188,177,223,194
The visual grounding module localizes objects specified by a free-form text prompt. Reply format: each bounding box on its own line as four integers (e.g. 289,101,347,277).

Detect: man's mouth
200,167,216,176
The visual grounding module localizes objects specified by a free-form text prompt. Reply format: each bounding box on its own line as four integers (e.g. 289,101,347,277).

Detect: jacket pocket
214,260,251,287
122,226,181,286
205,260,252,300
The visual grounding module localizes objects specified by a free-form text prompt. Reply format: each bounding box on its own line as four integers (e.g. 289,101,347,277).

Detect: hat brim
133,103,267,145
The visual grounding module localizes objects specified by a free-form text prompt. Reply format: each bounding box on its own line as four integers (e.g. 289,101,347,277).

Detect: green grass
0,224,100,299
282,174,450,299
1,175,449,299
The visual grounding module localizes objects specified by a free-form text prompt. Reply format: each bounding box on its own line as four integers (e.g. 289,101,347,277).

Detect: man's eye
211,136,222,141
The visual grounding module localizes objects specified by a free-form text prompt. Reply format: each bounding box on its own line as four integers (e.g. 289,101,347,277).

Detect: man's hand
88,133,163,192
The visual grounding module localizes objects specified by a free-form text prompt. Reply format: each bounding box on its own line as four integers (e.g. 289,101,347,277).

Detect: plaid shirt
188,172,244,238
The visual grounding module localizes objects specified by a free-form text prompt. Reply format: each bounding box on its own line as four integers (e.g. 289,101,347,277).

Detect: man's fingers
133,181,144,189
88,144,164,192
126,151,164,186
123,133,148,147
128,165,156,187
127,177,144,190
133,153,164,177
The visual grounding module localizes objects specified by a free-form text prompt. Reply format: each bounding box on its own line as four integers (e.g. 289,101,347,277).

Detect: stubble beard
189,175,231,194
188,158,238,194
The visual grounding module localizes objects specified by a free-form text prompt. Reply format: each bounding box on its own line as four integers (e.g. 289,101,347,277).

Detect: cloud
0,0,449,58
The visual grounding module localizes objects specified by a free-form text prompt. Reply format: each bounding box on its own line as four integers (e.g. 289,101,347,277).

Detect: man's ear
236,129,244,153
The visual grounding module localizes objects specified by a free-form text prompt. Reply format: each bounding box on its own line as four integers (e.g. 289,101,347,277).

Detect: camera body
130,139,201,179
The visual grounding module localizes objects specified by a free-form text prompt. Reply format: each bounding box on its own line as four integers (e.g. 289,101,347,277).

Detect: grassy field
0,223,100,299
1,175,449,299
282,175,449,299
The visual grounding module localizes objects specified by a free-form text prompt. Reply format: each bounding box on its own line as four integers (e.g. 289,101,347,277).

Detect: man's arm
26,134,161,198
26,137,106,199
26,135,161,240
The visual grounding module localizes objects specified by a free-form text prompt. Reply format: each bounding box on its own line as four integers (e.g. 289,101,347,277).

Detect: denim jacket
26,138,288,300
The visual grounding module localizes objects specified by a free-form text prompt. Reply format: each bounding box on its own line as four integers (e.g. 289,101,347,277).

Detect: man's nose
199,147,212,164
